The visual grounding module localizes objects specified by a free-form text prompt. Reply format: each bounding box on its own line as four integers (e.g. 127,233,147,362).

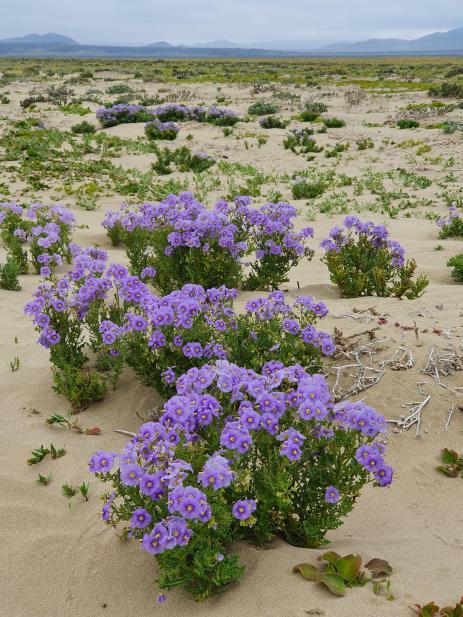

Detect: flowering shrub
92,360,391,599
24,246,124,411
321,216,429,298
259,115,288,129
0,202,75,275
97,103,239,129
101,285,334,396
447,253,463,282
145,119,180,141
437,205,463,238
102,194,314,293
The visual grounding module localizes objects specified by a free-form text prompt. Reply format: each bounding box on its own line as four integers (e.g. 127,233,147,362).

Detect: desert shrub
259,115,288,129
145,119,179,141
397,119,420,129
344,87,366,107
299,101,327,121
92,361,392,599
151,146,215,175
428,82,463,98
24,247,124,411
356,137,374,150
102,194,314,293
325,143,349,158
102,287,333,396
437,206,463,238
283,128,322,154
97,103,239,129
106,84,135,95
0,256,21,291
323,117,345,128
291,178,325,199
71,120,96,134
0,202,75,275
321,216,429,299
0,94,10,104
248,101,278,116
447,253,463,281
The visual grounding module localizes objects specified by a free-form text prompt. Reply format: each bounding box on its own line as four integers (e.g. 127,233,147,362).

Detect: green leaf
293,563,322,581
318,551,341,565
436,465,460,477
335,554,362,582
411,602,440,617
319,573,347,596
364,558,393,578
441,448,459,464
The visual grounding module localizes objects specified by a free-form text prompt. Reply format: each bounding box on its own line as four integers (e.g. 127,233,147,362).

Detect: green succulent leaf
319,573,347,596
335,554,362,582
293,563,322,581
318,551,341,565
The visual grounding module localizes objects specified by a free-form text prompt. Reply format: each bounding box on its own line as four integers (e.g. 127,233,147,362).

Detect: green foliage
259,115,288,129
248,101,278,115
292,178,325,199
51,365,109,413
323,117,346,128
145,122,179,141
283,129,322,155
447,253,463,282
323,234,429,299
0,257,21,290
294,553,393,599
428,82,463,98
439,218,463,239
412,598,463,617
397,119,420,129
71,120,96,134
36,473,52,486
436,448,463,477
357,137,374,150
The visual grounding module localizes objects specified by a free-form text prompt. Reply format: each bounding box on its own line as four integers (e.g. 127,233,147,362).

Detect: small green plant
46,412,101,435
62,482,77,498
294,552,393,598
299,101,327,121
292,178,325,199
248,101,278,116
429,82,463,98
27,446,50,465
52,365,109,413
412,597,463,616
397,119,420,129
259,115,288,129
437,448,463,477
8,356,20,372
79,481,90,501
323,117,345,128
36,473,52,486
357,137,374,150
447,253,463,281
71,120,96,134
0,257,22,291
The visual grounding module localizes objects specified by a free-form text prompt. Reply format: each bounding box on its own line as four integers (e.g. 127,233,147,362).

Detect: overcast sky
2,0,463,47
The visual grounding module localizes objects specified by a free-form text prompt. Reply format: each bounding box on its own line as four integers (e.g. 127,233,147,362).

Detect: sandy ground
0,76,462,616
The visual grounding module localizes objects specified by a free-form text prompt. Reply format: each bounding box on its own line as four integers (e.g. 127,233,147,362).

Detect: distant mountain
193,39,239,48
2,28,463,58
145,41,174,48
0,32,78,45
319,27,463,53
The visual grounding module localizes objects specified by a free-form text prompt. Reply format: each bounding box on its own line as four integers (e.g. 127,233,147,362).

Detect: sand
0,76,462,617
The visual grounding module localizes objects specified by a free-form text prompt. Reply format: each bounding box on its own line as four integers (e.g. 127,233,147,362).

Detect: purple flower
232,499,257,520
131,507,152,529
324,486,340,504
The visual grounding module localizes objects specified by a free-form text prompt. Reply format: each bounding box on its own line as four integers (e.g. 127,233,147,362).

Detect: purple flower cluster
0,202,75,275
321,216,406,267
436,205,461,228
90,358,392,569
97,103,239,129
